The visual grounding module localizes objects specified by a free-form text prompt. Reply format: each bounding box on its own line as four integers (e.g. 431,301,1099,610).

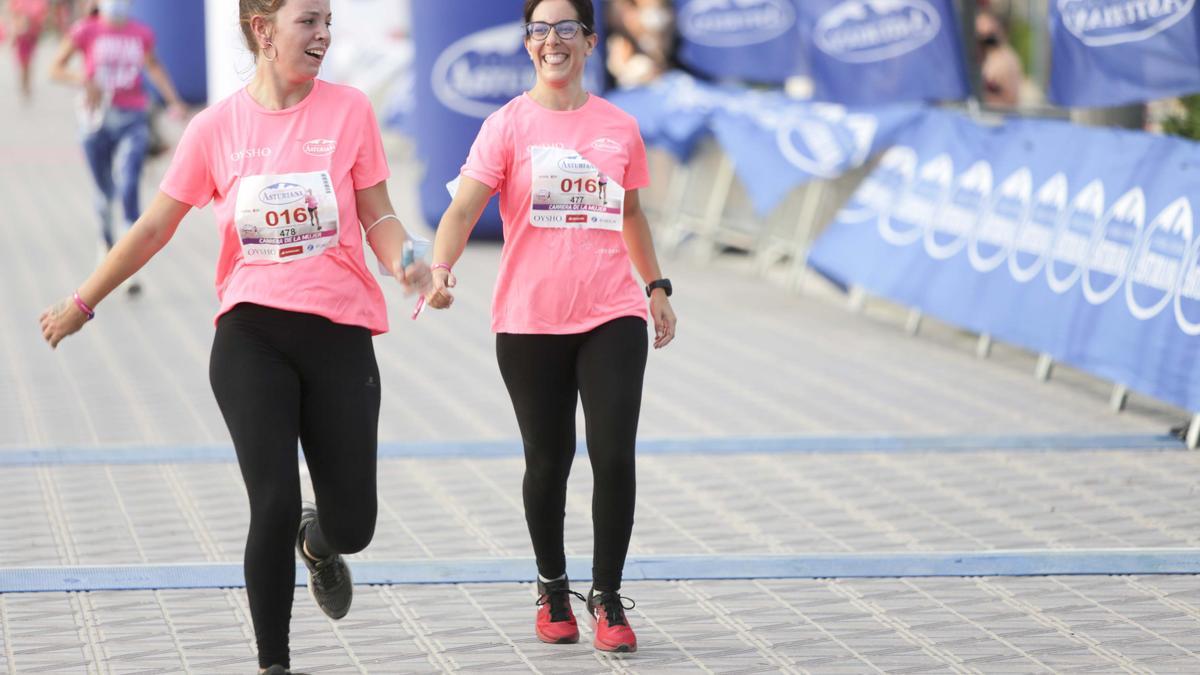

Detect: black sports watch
645,278,672,298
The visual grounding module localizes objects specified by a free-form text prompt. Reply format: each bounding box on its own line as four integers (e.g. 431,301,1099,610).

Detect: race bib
529,146,624,231
235,172,339,263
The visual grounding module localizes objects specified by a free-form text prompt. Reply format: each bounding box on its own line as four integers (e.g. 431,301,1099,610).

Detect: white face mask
99,0,132,21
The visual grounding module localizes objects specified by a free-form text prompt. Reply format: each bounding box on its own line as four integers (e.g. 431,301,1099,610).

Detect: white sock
538,573,566,584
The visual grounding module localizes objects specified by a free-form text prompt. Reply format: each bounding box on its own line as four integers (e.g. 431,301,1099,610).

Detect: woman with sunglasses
40,1,430,672
426,0,676,654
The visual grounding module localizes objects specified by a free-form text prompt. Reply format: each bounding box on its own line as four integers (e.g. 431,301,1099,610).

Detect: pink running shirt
160,80,391,334
69,16,155,111
461,93,651,334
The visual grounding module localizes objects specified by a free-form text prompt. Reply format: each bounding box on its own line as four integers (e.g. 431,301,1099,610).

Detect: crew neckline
241,79,322,115
522,91,594,114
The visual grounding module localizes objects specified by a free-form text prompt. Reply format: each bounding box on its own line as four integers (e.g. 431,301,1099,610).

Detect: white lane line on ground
0,594,14,675
898,578,1056,674
677,581,804,674
1049,577,1200,667
753,580,885,674
974,578,1149,674
455,585,542,675
377,585,454,673
825,579,980,675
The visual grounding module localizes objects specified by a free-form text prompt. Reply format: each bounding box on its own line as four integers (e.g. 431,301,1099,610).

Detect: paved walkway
2,48,1199,674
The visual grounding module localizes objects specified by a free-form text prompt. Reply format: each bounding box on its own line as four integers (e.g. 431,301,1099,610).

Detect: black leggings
496,316,648,592
209,303,380,669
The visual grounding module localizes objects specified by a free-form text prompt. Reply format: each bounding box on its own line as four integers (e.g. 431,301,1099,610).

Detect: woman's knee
589,449,636,483
248,489,302,534
319,503,377,554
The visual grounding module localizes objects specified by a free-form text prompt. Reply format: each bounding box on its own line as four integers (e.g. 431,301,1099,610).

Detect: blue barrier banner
810,109,1200,412
803,0,969,104
1049,1,1200,107
605,72,726,160
608,73,926,214
708,96,926,215
675,0,805,84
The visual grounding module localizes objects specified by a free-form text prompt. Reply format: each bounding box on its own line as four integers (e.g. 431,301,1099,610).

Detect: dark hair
523,0,595,33
240,0,289,57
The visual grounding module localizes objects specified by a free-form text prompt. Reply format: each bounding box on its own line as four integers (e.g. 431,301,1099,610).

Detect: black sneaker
296,502,353,620
261,666,311,675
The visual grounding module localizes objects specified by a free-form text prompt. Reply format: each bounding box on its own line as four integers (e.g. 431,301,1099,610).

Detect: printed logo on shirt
303,139,337,156
258,182,307,206
590,138,623,153
232,147,272,162
558,157,594,174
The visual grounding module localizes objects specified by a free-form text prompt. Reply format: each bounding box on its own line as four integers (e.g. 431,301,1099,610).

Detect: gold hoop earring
262,42,277,62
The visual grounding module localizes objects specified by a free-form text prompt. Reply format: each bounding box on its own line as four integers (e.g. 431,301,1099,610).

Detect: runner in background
8,0,50,100
49,0,187,293
425,0,676,655
39,1,431,672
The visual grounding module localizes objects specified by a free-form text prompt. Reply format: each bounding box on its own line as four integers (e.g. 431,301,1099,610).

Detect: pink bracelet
73,291,95,320
431,263,452,273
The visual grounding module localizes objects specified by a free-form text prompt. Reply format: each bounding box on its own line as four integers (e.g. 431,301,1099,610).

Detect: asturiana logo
303,139,336,156
591,138,623,153
775,108,877,179
677,0,796,48
815,0,941,63
259,182,306,206
1127,196,1191,320
558,156,595,174
432,22,534,119
1058,0,1195,47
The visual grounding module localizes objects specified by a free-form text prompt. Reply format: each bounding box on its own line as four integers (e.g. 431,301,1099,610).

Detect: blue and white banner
802,0,969,105
608,73,926,214
810,109,1200,412
675,0,805,84
1049,1,1200,107
707,96,926,215
604,73,726,160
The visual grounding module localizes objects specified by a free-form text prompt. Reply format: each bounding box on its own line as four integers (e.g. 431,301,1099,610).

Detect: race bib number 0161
529,146,624,231
235,172,339,263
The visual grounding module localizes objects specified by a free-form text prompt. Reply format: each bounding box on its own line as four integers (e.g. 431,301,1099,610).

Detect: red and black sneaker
535,577,585,644
587,589,637,653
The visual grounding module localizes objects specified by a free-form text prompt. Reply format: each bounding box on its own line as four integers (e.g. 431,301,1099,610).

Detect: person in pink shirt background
426,0,676,655
7,0,49,100
50,0,186,292
39,1,430,672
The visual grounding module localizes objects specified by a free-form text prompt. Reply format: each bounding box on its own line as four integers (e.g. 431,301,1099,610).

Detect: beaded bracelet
431,263,452,274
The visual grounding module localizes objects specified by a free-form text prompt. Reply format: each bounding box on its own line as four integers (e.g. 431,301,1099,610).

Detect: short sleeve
141,23,155,53
622,122,650,191
68,19,90,51
351,93,389,189
460,112,509,192
159,114,216,208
